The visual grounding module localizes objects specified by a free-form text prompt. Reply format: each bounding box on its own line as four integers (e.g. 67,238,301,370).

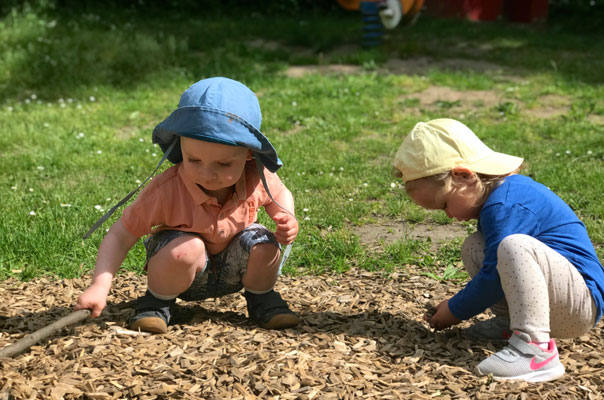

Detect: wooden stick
0,309,91,358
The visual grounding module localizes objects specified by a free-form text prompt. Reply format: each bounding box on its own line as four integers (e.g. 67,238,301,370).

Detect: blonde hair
402,170,518,207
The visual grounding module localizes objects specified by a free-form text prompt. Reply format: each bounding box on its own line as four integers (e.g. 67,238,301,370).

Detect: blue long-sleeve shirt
448,175,604,325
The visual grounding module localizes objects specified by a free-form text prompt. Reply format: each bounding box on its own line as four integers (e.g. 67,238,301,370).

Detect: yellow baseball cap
393,118,524,182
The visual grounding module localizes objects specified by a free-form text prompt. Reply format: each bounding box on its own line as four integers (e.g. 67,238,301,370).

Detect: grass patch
1,3,604,281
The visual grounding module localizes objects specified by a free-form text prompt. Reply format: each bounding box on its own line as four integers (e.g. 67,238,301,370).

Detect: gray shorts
144,223,279,301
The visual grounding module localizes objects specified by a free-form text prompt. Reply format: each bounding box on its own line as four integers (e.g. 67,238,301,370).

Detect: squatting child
75,77,300,334
392,118,604,382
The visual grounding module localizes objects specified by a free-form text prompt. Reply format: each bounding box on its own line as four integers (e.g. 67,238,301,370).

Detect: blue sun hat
84,77,287,239
152,77,282,172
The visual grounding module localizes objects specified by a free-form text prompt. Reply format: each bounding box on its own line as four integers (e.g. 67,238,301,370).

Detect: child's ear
246,150,253,161
451,166,476,182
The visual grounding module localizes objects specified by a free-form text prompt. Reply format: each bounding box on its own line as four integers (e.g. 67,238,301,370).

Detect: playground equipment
337,0,424,46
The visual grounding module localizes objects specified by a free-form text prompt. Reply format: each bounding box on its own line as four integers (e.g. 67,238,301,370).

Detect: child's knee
155,236,207,271
249,243,280,267
497,234,531,259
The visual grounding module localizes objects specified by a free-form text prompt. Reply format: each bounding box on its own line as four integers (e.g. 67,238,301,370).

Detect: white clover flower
29,211,36,216
25,99,30,104
152,153,157,157
77,104,82,109
556,153,560,156
339,167,344,171
139,138,144,142
304,216,310,221
363,183,368,187
76,132,85,139
565,150,571,155
67,98,74,103
89,96,96,102
60,203,72,208
305,189,310,193
96,150,102,154
43,122,50,128
37,166,44,170
7,106,13,112
587,150,593,155
292,101,297,106
145,149,150,153
60,103,66,108
59,98,65,103
390,182,396,188
11,186,17,190
31,94,37,100
29,188,34,192
303,208,309,212
348,198,353,202
135,179,141,184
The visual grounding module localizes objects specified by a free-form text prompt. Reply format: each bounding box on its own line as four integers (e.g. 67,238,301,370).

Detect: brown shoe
129,290,174,334
244,290,299,329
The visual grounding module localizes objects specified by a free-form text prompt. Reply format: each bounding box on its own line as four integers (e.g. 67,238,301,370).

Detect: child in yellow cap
392,118,603,382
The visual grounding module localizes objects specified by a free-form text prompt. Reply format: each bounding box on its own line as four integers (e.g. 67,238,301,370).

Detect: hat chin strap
82,139,178,239
254,156,296,273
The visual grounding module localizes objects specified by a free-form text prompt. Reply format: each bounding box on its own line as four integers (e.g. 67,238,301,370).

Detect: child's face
180,136,252,192
408,177,482,222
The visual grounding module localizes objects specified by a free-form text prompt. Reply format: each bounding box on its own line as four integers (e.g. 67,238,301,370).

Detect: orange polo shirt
121,161,286,254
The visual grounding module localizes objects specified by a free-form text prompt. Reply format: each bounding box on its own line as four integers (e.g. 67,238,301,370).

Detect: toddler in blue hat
75,77,300,333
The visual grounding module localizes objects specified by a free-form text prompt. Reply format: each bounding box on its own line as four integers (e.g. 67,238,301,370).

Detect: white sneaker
475,331,565,382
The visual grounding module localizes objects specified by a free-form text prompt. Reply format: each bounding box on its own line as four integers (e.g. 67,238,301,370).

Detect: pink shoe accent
529,339,558,371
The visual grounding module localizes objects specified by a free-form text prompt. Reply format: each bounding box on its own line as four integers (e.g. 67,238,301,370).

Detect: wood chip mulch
1,268,603,399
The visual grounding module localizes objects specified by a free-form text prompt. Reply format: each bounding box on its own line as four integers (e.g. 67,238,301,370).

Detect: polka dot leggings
461,232,597,342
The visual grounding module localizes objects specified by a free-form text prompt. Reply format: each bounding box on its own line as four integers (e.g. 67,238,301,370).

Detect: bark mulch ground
1,268,603,399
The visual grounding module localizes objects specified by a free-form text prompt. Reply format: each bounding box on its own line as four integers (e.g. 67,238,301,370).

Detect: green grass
1,3,603,281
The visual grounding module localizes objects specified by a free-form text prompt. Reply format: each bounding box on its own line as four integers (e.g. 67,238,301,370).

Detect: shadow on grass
3,3,604,103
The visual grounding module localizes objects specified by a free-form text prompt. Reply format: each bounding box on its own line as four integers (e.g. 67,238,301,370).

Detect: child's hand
423,298,461,331
273,212,298,245
74,282,110,318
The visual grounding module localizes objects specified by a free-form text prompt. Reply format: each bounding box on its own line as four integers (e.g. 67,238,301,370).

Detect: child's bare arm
264,187,298,245
75,220,139,317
